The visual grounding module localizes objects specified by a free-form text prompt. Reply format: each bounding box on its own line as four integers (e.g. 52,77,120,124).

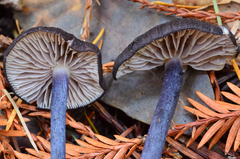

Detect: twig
128,0,240,23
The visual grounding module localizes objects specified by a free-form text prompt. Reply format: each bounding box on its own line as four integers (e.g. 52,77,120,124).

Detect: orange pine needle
182,106,211,118
175,125,190,140
126,144,138,158
186,122,209,147
196,91,229,114
227,82,240,97
95,134,120,146
75,139,101,150
221,91,240,105
0,101,8,109
216,101,240,111
225,116,240,154
0,120,8,126
0,130,26,136
84,136,113,149
209,115,238,149
114,135,142,145
187,98,220,117
192,126,196,139
234,124,240,151
25,148,49,158
230,59,240,81
66,143,97,155
113,145,129,159
198,119,226,149
166,137,204,159
13,150,39,159
104,151,118,159
36,136,51,152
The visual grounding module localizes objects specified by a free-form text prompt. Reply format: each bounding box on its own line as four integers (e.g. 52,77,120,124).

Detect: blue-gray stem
50,68,69,159
141,58,183,159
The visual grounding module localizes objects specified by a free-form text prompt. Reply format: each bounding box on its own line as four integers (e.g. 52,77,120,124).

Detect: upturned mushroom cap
4,27,106,109
113,18,239,79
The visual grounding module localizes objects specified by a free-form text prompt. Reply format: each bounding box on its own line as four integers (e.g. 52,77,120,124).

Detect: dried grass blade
84,136,113,149
103,151,117,159
198,119,226,149
187,122,210,147
95,134,120,146
175,125,190,139
216,101,240,110
182,106,211,118
234,124,240,151
227,82,240,97
166,137,204,159
3,89,39,153
6,98,22,131
113,145,128,159
221,91,240,105
13,150,39,159
196,91,229,113
92,28,105,44
187,98,220,117
0,130,26,136
75,139,100,149
209,115,238,149
225,116,240,153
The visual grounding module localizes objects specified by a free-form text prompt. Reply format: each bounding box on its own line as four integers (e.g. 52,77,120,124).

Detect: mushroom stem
50,67,69,159
141,58,183,159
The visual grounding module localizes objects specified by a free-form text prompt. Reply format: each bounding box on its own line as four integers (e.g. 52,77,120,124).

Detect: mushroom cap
4,26,106,109
113,18,239,79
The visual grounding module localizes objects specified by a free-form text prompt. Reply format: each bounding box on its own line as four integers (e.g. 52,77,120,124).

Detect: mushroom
112,18,239,159
4,27,106,159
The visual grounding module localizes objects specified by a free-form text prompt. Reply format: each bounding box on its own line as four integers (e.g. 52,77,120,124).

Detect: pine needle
92,28,105,44
6,98,22,131
3,89,39,154
84,111,99,134
151,1,204,9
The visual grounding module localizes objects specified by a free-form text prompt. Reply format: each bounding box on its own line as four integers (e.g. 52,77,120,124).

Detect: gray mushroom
4,27,106,159
113,18,239,159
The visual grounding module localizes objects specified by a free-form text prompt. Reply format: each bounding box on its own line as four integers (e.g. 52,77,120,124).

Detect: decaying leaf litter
2,0,240,158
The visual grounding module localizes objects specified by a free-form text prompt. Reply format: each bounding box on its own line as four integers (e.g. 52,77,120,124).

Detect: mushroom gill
5,31,104,109
116,29,236,78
